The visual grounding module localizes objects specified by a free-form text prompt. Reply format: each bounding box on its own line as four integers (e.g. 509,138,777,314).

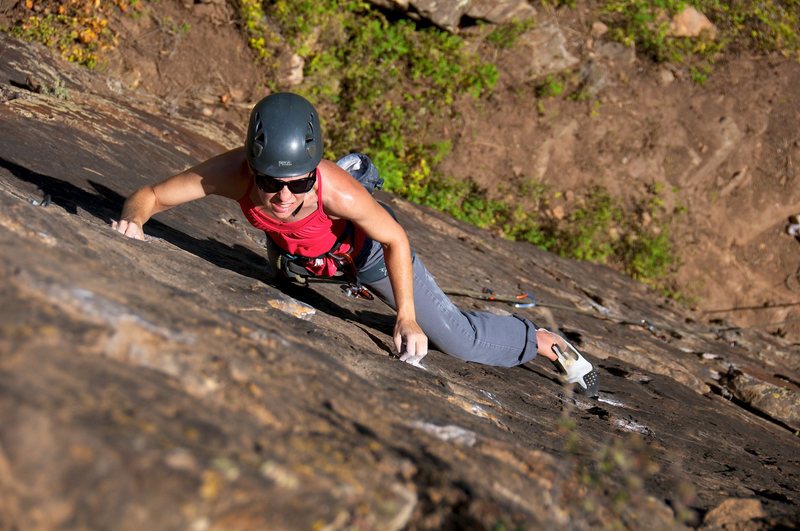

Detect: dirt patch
101,1,263,127
440,13,800,342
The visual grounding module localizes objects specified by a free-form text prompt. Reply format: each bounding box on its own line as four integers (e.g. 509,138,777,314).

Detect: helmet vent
305,116,316,154
252,113,265,156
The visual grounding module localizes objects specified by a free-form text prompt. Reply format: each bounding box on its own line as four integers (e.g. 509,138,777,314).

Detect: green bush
266,0,497,202
602,0,799,64
8,3,118,68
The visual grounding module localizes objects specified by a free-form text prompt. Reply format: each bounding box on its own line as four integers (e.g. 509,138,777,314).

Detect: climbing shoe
549,336,600,397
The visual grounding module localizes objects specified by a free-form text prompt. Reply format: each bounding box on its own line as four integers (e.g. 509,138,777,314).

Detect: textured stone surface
495,23,580,85
1,33,799,529
368,0,534,31
465,0,536,25
671,6,717,39
719,367,800,431
702,498,766,528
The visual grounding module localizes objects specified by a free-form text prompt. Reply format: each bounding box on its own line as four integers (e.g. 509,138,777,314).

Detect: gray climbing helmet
245,92,323,178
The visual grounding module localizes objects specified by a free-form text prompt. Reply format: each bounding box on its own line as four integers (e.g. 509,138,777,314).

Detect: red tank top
237,171,364,277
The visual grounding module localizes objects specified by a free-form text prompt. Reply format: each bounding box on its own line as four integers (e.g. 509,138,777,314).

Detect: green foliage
689,63,711,84
534,70,599,110
603,0,692,62
240,0,275,60
44,78,70,99
556,188,622,263
422,178,676,288
698,0,800,54
2,1,157,68
377,166,677,287
8,3,117,69
265,0,498,210
552,185,676,288
486,18,536,49
535,74,566,98
159,16,190,35
602,0,800,69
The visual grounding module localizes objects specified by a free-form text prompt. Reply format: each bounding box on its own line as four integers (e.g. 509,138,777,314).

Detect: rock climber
112,92,598,396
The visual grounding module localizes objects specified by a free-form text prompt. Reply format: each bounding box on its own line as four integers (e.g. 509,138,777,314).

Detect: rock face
1,34,799,529
368,0,535,31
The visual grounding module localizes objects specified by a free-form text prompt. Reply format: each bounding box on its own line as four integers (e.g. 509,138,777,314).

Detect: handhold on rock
267,297,316,320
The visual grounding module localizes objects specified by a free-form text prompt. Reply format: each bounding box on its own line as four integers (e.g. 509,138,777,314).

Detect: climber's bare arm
113,147,248,239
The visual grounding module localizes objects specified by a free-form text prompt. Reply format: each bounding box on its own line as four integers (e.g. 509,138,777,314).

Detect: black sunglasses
254,169,317,194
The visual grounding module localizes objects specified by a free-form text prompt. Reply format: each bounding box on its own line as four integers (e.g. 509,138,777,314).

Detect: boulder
500,23,580,85
702,498,766,528
719,366,800,431
670,6,717,39
368,0,534,32
465,0,536,25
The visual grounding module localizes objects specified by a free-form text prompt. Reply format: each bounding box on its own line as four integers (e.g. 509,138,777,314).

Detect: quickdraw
340,283,374,300
443,287,537,308
443,286,678,340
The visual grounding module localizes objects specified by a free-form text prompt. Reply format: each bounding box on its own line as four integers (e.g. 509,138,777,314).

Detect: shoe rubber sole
551,341,600,398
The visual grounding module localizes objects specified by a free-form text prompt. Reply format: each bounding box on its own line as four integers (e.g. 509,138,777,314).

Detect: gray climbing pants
356,240,539,367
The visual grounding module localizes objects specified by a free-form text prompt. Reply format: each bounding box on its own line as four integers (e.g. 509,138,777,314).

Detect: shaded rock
368,0,534,32
719,366,800,431
369,0,467,31
594,40,637,65
702,498,766,528
465,0,536,25
579,59,610,98
658,66,676,85
503,23,579,84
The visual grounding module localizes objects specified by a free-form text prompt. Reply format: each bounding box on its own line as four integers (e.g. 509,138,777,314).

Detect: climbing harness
273,218,374,298
270,152,387,300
